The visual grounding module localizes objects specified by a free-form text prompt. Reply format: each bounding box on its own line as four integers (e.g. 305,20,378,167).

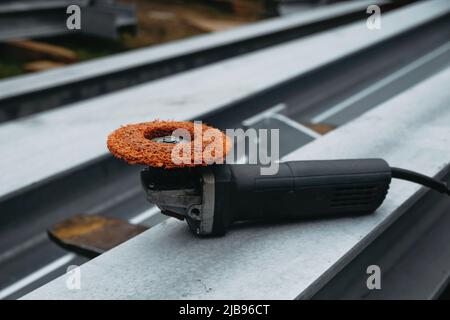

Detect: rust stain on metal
48,215,148,258
302,122,336,135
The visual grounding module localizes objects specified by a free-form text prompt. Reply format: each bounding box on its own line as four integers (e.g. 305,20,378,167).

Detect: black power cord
391,167,450,195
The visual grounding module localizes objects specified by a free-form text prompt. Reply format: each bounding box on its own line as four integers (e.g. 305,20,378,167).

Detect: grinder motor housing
141,159,392,236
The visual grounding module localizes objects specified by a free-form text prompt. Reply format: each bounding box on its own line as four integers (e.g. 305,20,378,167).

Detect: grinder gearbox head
140,166,218,235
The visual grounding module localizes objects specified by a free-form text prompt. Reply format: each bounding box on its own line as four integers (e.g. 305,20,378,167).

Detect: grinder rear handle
209,159,392,235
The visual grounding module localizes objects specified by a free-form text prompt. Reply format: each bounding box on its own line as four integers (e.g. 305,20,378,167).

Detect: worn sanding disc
107,120,231,169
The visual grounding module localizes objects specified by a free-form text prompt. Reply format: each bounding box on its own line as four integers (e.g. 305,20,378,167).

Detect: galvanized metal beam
1,0,447,204
22,63,450,300
312,170,450,299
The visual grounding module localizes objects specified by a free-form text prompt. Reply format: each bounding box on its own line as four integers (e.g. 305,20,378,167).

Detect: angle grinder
108,121,450,236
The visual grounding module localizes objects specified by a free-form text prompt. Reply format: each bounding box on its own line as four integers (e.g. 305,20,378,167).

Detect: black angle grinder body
141,159,393,236
109,122,449,237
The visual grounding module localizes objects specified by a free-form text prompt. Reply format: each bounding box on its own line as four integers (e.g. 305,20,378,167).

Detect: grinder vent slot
330,185,378,208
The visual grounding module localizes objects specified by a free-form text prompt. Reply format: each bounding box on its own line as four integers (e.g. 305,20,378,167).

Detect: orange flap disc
107,120,231,169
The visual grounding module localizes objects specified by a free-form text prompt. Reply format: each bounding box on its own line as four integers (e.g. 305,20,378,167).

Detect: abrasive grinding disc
107,120,231,169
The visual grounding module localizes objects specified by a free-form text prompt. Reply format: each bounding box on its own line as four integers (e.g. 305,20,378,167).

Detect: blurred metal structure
0,0,391,123
1,0,447,207
0,0,449,300
0,0,136,41
22,62,450,300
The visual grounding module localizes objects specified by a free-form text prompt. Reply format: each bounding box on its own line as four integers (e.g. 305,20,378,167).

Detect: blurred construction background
3,0,450,301
0,0,330,79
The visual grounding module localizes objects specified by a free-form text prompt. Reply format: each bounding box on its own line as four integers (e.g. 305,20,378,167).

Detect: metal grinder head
141,166,216,235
